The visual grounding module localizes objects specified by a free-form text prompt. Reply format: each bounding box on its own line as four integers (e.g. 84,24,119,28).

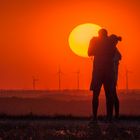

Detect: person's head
98,28,108,38
110,34,122,41
109,34,122,46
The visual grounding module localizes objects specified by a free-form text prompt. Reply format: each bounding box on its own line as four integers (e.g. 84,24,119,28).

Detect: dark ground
0,118,139,140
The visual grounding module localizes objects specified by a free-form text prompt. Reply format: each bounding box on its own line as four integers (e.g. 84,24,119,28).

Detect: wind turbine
125,69,132,94
76,70,80,90
32,76,39,90
57,66,63,90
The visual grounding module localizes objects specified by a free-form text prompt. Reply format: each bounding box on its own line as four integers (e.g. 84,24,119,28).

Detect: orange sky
0,0,140,90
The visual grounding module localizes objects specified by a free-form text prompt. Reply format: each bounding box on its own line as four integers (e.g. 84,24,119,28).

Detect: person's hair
110,34,122,41
98,28,108,37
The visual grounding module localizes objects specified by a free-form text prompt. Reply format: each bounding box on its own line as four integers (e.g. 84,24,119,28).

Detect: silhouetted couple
88,28,122,121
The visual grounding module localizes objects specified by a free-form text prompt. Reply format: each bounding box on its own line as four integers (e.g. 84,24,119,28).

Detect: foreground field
0,119,139,140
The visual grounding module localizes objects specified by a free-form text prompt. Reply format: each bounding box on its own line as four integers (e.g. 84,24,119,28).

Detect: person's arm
88,38,97,57
115,48,122,60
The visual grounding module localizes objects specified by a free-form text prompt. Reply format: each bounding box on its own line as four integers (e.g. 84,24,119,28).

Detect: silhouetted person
109,34,122,118
88,28,116,121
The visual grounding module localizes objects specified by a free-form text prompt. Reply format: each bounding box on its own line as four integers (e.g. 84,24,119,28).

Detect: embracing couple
88,28,122,121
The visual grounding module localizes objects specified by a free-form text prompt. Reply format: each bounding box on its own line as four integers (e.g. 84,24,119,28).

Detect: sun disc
68,23,101,57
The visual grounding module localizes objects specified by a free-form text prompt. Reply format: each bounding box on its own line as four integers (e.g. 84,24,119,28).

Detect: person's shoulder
90,37,98,42
91,37,98,40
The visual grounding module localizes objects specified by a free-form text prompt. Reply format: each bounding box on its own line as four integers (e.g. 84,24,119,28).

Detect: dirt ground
0,119,139,140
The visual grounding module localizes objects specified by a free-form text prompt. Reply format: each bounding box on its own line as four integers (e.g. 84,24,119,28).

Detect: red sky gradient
0,0,140,90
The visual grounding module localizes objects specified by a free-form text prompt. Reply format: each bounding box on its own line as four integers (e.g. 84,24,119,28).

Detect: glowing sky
0,0,140,89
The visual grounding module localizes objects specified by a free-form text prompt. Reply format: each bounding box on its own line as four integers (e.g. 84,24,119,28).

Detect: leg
114,64,120,118
103,82,114,121
90,70,103,120
92,86,101,120
114,87,119,118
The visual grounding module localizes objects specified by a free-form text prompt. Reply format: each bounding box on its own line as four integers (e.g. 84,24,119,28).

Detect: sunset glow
69,23,101,57
0,0,140,89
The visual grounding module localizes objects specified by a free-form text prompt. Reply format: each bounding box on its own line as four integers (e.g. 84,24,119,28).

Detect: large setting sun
68,23,101,57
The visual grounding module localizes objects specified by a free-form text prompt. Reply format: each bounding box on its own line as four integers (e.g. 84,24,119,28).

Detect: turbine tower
32,76,38,90
125,69,132,94
57,66,62,90
76,70,80,90
126,69,128,94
